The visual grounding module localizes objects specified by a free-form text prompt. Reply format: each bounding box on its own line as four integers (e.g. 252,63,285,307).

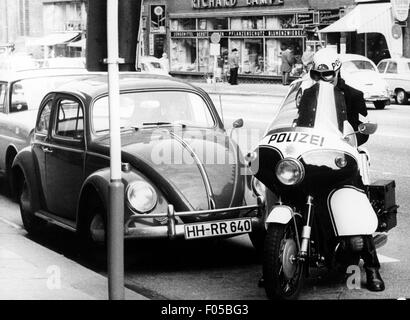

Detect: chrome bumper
124,198,264,240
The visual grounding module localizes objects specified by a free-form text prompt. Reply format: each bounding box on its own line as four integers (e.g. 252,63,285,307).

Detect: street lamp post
106,0,125,300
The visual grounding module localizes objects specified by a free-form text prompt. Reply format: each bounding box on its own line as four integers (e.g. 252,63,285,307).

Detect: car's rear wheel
374,101,386,110
19,176,44,235
396,90,408,105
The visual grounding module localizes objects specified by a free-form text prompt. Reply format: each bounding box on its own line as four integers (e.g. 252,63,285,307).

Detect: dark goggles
310,69,337,82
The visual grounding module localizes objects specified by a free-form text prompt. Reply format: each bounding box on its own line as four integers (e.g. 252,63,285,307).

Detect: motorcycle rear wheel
263,222,304,300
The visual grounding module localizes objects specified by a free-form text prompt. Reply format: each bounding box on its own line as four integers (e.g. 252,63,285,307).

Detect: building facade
0,0,43,49
142,0,357,79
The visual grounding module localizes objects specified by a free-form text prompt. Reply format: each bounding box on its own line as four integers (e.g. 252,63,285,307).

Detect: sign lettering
192,0,284,9
171,29,305,38
268,132,325,147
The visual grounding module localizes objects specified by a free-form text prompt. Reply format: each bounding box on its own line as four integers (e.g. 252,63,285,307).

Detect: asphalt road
0,94,408,300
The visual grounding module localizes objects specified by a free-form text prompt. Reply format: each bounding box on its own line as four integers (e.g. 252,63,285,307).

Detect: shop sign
391,0,410,22
296,13,314,25
150,5,166,34
319,10,341,25
171,29,305,38
191,0,284,9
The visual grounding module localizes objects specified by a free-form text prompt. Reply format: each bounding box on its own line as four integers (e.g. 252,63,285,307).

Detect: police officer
306,48,384,292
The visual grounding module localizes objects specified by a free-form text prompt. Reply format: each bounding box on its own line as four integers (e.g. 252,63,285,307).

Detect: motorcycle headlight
126,181,158,214
275,158,304,186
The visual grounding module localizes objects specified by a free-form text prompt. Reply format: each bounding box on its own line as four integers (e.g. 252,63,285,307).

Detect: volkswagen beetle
12,74,265,250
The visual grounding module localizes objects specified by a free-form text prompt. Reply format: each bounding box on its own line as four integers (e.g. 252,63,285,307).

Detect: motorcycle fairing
327,186,378,236
256,81,360,162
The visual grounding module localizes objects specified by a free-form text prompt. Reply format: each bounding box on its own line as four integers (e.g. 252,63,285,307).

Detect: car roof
0,68,101,82
339,53,373,63
53,73,201,100
378,57,410,64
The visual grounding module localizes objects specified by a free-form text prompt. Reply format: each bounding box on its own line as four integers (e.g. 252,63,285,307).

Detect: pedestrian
280,45,295,85
301,45,314,74
228,48,239,85
159,52,170,73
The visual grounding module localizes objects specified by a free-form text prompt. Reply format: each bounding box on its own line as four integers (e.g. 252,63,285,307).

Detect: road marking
378,254,400,263
0,217,22,230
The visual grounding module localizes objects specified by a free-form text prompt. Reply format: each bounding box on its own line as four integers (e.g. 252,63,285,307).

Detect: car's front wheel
396,90,408,105
373,101,386,110
19,176,44,234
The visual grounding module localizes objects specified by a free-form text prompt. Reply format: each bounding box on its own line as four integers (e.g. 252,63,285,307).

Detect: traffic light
87,0,142,72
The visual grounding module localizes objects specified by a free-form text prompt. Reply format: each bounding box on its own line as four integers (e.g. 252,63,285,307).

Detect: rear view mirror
359,122,378,135
233,118,244,129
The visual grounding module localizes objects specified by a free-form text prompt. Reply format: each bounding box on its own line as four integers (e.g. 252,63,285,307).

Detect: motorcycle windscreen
266,81,352,137
328,187,378,236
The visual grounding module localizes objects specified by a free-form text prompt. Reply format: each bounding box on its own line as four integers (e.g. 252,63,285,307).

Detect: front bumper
364,94,390,103
124,198,264,240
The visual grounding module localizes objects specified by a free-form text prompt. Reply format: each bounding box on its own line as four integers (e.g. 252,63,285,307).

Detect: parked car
0,68,102,195
12,73,264,251
42,57,86,69
377,57,410,105
295,53,391,110
138,56,170,76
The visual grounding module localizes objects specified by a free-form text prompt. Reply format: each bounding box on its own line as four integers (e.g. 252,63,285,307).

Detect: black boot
365,267,385,292
362,235,385,292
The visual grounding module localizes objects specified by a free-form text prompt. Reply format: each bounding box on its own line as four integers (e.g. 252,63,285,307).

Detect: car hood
94,128,244,211
343,70,387,93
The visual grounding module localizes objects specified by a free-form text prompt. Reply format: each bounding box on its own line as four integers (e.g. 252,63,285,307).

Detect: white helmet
310,48,342,82
312,48,342,72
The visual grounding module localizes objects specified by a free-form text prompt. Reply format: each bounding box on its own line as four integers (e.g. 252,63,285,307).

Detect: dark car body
12,74,263,243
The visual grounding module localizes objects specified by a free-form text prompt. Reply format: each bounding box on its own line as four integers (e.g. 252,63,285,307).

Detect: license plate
184,218,252,240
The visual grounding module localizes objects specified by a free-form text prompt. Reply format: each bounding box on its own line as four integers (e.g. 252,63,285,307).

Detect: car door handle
42,147,53,154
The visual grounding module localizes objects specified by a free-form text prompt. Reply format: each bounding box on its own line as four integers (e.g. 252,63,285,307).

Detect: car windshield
10,75,93,113
342,60,376,72
267,81,348,135
92,90,215,133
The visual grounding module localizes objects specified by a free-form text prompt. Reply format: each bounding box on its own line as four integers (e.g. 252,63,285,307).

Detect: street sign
210,43,220,56
210,32,221,44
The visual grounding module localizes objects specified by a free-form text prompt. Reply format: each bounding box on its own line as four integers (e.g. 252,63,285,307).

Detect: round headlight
275,159,304,186
126,181,158,214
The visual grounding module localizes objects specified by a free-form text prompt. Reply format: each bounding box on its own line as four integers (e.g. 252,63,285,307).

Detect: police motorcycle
248,80,398,300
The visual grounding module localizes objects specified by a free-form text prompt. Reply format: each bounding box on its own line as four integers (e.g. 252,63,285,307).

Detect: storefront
166,0,342,80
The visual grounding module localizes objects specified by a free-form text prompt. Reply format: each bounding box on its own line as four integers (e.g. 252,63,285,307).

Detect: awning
320,3,392,33
319,2,402,57
26,32,81,46
68,38,86,48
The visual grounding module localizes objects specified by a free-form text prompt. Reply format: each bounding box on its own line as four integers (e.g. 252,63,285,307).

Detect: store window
170,39,197,72
231,16,264,30
266,39,304,76
199,18,228,30
170,19,196,31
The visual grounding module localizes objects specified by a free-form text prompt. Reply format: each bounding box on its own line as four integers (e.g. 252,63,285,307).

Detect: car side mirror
233,118,244,129
358,122,378,135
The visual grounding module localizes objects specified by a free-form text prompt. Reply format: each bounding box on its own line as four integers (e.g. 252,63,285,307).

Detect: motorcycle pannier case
368,180,398,232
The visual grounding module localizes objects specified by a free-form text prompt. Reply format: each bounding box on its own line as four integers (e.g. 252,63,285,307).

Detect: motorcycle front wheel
263,222,304,300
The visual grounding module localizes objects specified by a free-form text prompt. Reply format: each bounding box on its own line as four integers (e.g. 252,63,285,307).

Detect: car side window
377,62,387,73
55,98,84,141
386,62,398,74
0,83,6,113
36,101,53,135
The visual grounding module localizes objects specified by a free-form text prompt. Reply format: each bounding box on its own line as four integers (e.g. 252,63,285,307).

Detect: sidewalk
0,220,147,300
192,81,290,97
